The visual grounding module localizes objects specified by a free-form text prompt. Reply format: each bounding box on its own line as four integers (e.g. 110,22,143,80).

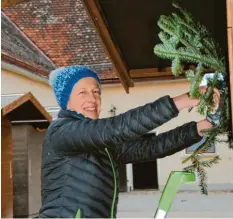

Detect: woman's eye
93,90,100,94
78,91,85,95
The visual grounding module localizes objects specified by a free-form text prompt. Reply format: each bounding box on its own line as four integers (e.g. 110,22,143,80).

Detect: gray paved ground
117,190,233,218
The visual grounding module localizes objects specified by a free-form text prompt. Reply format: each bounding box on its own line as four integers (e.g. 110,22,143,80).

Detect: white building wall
1,68,57,107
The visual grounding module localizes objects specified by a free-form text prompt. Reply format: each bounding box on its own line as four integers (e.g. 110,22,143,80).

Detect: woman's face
67,77,101,119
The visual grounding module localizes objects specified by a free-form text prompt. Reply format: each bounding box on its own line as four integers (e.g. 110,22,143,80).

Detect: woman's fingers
199,86,208,94
185,87,220,111
213,89,220,108
189,87,220,111
210,88,221,112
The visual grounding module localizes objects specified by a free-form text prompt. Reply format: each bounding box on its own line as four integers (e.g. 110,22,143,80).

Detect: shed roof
1,92,52,128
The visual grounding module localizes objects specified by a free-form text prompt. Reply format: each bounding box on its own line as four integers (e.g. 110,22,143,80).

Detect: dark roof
3,0,117,80
1,11,56,76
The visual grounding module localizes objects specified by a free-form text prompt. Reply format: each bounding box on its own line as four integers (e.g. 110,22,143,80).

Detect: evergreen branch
200,156,220,168
154,45,224,71
197,165,208,195
182,131,217,164
172,2,221,59
154,2,232,194
172,2,194,24
187,64,204,98
172,56,183,75
156,4,226,73
183,164,196,172
157,18,201,54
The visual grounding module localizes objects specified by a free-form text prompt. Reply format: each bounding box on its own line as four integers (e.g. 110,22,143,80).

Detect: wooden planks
1,0,30,8
12,125,29,217
227,0,233,129
130,68,173,78
1,115,13,218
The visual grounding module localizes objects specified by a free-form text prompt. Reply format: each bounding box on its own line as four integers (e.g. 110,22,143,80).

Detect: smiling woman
39,65,218,218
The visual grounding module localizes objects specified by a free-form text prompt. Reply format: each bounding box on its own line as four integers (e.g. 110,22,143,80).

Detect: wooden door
227,0,233,127
12,125,29,217
27,126,43,216
1,116,13,218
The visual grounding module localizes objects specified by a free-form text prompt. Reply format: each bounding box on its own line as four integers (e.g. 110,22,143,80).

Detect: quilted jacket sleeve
114,121,202,164
49,95,179,154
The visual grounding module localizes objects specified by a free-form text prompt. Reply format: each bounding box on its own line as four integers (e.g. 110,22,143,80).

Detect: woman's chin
84,111,99,119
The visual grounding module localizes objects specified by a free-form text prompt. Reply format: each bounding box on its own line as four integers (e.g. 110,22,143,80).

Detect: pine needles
154,2,232,195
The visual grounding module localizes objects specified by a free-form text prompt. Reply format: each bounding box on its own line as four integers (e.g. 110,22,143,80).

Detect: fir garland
154,2,233,194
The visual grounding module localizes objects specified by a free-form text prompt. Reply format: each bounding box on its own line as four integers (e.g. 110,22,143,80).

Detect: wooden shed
1,92,52,218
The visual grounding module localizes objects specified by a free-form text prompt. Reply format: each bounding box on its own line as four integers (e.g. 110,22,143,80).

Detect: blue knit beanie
49,65,101,110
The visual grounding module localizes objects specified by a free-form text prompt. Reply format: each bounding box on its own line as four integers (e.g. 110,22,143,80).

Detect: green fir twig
154,2,232,195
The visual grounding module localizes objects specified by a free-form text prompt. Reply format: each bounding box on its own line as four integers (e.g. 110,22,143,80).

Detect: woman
39,65,219,218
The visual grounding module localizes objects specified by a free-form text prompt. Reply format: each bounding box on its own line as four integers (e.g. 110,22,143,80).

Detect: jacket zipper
105,148,117,219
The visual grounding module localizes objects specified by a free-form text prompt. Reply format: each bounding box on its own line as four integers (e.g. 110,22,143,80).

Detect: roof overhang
81,0,228,92
2,0,30,8
1,92,52,129
1,54,50,77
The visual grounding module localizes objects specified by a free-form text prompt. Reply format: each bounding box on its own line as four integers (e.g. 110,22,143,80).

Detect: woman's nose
87,92,96,102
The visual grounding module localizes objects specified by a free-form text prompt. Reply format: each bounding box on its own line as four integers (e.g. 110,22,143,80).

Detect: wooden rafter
81,0,134,93
129,66,214,79
2,92,52,123
1,0,30,8
1,114,13,218
227,0,233,128
130,68,173,78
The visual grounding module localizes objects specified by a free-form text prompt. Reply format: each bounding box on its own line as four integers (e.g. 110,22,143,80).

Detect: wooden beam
81,0,134,93
1,115,13,218
2,92,52,123
130,66,216,79
227,0,233,129
1,0,30,8
130,68,173,78
1,54,50,77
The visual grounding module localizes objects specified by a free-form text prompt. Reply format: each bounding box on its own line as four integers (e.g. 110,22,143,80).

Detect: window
46,106,60,120
186,136,215,154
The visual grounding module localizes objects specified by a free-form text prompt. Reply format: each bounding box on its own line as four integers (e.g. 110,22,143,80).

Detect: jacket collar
58,109,86,120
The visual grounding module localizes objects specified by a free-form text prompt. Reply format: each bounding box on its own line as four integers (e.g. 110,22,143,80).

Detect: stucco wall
1,69,57,107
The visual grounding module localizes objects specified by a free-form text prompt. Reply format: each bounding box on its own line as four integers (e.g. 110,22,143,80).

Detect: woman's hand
173,86,220,112
197,119,213,136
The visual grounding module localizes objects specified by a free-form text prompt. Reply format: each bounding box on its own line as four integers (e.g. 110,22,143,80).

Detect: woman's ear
67,99,71,110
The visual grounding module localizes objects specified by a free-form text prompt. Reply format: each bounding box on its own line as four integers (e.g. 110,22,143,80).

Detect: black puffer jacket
39,96,201,218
